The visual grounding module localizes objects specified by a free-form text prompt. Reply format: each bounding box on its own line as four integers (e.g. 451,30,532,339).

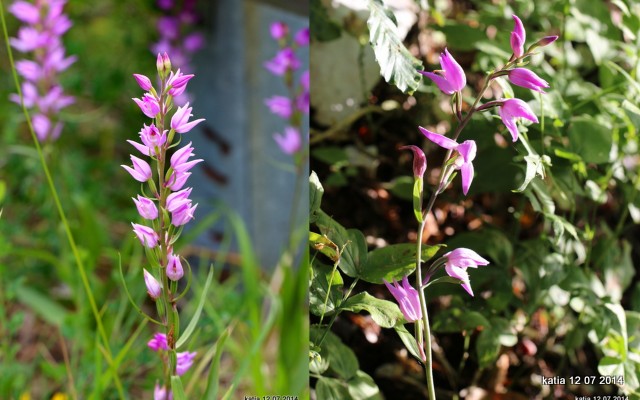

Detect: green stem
413,72,498,400
0,2,125,397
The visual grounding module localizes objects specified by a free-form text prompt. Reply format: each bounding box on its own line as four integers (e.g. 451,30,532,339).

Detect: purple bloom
133,93,160,119
170,142,203,172
443,248,490,296
154,383,170,400
294,27,309,46
270,21,288,40
273,126,301,155
166,171,191,191
400,145,427,178
301,70,309,91
418,127,477,195
510,15,526,58
171,102,205,133
383,276,421,322
420,48,466,95
167,253,184,281
133,73,153,91
10,26,48,52
158,16,179,40
498,98,538,142
132,223,159,248
143,269,162,299
166,188,192,211
133,195,158,220
536,35,558,48
265,96,293,118
148,333,169,351
32,114,63,141
9,1,40,24
15,59,41,81
184,32,205,52
122,155,152,182
166,69,195,97
508,68,549,93
264,47,301,76
171,201,198,227
140,123,167,151
296,92,309,114
176,351,197,375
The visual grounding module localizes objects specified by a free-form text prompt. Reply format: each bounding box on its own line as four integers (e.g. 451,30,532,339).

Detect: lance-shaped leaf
367,0,423,94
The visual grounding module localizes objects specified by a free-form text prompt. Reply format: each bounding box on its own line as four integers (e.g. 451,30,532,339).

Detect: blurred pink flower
270,21,288,40
148,333,169,351
265,96,293,119
264,47,300,76
176,351,197,375
273,126,301,155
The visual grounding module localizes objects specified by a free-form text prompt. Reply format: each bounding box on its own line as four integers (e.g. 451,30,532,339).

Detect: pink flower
300,70,309,91
10,27,48,52
270,21,288,40
383,276,421,322
418,127,477,195
171,102,205,133
171,201,197,227
9,1,41,24
166,69,194,97
170,142,203,173
176,351,197,375
420,48,466,95
294,27,309,46
122,155,152,182
264,47,300,76
400,145,427,178
265,96,293,119
498,98,538,142
148,333,169,351
166,171,191,191
132,223,159,248
133,93,160,118
133,195,158,220
167,253,184,281
15,60,42,81
273,126,301,155
154,383,171,400
443,248,490,296
133,73,153,91
166,188,192,211
143,269,162,299
508,68,549,93
510,15,526,58
140,123,167,150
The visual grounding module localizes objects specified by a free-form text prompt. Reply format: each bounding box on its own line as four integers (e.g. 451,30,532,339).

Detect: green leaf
340,292,404,328
15,285,68,327
311,326,359,380
176,266,214,349
598,356,624,377
311,0,342,42
316,377,351,399
514,154,546,192
341,229,368,278
310,171,324,221
309,261,344,317
347,370,383,400
367,0,423,93
203,327,231,400
393,324,423,361
171,376,186,400
361,243,443,284
567,116,613,164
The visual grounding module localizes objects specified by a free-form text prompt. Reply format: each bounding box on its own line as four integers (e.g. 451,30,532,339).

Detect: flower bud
156,53,164,77
143,269,162,299
400,145,427,178
166,253,184,281
162,52,171,75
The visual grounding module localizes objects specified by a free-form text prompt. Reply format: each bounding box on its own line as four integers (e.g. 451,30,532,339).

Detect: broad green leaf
309,261,344,317
567,116,613,164
367,0,423,93
598,356,624,377
432,308,490,333
361,243,442,284
311,0,342,42
394,324,422,361
341,292,404,328
341,229,368,278
347,370,383,400
316,377,350,399
310,171,324,221
514,154,546,192
311,326,359,380
176,267,214,349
